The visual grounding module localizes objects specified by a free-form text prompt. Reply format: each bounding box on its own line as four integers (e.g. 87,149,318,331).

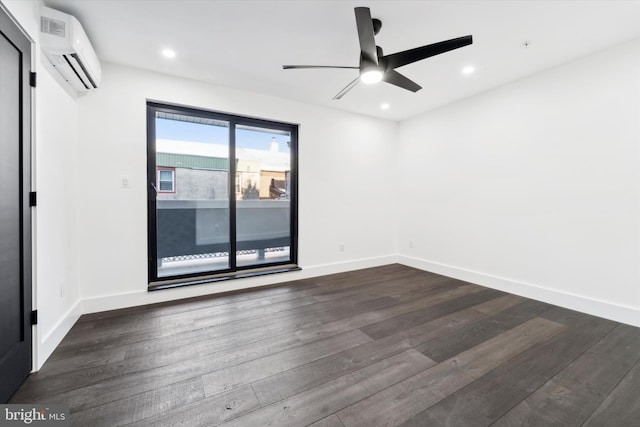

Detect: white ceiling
43,0,640,121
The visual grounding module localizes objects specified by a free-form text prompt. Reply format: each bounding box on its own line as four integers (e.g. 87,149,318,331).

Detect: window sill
148,264,301,291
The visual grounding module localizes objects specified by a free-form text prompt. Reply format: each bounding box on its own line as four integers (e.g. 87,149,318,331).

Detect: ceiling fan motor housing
372,18,382,35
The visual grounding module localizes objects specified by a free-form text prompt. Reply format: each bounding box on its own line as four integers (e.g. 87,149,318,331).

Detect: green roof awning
157,152,228,170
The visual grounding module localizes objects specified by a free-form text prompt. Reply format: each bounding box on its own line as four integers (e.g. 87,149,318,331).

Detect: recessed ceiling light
161,49,176,59
381,103,390,110
462,66,475,75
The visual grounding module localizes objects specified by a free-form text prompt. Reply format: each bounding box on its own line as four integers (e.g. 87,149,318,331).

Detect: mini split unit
40,6,101,92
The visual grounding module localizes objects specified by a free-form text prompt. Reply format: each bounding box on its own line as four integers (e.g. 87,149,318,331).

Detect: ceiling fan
283,7,473,100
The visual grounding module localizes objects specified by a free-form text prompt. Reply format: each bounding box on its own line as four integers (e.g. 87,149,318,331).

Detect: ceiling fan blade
333,76,360,100
354,7,378,65
383,70,422,92
384,35,473,69
283,65,359,70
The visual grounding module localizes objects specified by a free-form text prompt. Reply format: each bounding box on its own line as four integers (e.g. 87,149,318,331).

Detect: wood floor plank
201,329,372,397
16,321,375,410
311,273,455,302
295,283,483,342
309,279,455,311
293,266,414,297
191,293,389,330
359,288,503,340
58,278,455,365
69,376,205,427
76,279,320,324
416,299,552,362
582,359,640,427
51,291,392,361
493,323,640,427
252,294,521,406
60,295,319,348
129,384,260,427
70,290,320,338
389,279,473,303
35,348,127,377
48,306,316,378
16,296,399,406
20,328,302,400
119,295,397,361
217,350,435,427
336,317,565,427
250,332,416,406
308,265,429,290
472,294,526,314
303,271,456,307
397,295,526,349
399,309,618,427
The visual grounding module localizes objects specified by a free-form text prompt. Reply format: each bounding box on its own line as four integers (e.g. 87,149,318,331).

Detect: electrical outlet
409,240,414,248
339,243,345,252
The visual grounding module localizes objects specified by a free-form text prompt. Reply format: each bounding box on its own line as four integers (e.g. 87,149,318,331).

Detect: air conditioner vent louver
40,16,65,37
63,53,97,89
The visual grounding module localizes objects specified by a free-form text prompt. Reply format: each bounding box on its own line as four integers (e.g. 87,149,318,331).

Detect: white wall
75,63,398,313
398,38,640,326
2,0,82,369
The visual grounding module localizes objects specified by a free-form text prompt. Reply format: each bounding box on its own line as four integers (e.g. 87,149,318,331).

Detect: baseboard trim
36,299,82,370
81,255,398,315
398,255,639,327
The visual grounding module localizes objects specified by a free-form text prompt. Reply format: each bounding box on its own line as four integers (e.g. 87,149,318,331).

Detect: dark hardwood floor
10,264,640,426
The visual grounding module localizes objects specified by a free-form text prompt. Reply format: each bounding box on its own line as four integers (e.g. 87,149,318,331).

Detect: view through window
147,103,297,286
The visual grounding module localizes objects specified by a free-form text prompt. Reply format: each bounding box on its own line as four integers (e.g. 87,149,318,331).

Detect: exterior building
155,138,289,201
153,137,292,270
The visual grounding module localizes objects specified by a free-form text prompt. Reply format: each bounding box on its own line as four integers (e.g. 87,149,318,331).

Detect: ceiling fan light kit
360,67,384,84
283,6,473,100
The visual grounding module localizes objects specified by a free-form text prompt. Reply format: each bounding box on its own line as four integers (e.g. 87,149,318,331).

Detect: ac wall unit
40,6,101,92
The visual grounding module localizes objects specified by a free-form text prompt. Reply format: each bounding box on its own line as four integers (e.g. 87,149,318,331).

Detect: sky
156,118,291,152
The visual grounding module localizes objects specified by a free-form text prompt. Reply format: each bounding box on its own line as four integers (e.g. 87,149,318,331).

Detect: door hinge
29,72,37,88
29,191,37,207
30,310,38,325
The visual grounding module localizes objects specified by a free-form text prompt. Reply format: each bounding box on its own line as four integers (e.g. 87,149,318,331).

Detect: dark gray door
0,6,32,403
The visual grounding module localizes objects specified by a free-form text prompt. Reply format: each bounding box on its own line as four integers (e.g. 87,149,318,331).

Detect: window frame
147,101,299,289
156,167,176,193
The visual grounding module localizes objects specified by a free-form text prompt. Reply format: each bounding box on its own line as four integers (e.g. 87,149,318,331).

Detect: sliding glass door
147,102,297,286
235,124,292,267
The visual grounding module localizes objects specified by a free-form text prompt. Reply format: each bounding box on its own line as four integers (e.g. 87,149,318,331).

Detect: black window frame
147,101,299,289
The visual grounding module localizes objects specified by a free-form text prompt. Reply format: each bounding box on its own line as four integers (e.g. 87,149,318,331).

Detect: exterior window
156,168,175,193
147,102,298,288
